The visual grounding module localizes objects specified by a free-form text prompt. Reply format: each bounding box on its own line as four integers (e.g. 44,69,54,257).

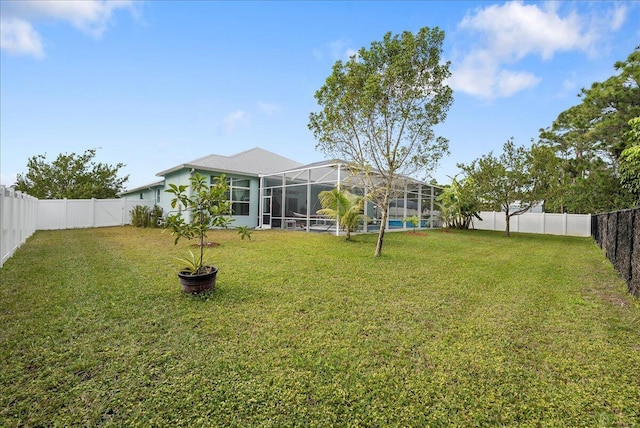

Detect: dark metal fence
592,207,639,298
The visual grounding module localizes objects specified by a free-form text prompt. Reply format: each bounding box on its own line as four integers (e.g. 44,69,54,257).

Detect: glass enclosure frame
259,161,443,234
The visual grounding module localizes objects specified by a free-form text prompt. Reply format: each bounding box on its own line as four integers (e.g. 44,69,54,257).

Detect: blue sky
1,1,638,190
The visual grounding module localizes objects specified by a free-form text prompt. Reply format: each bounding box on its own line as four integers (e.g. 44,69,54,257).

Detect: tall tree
308,27,453,256
538,46,639,213
15,149,128,199
580,47,640,160
458,139,545,237
620,117,640,204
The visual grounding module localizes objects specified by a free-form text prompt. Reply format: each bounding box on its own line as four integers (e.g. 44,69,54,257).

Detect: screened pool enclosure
258,160,443,234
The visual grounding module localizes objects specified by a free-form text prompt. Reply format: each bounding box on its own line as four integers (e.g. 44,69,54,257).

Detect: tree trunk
505,211,511,237
199,212,205,268
375,210,387,257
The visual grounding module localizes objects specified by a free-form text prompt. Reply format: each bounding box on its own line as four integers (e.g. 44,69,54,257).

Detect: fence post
91,198,96,228
631,209,639,297
563,213,567,236
8,188,15,262
0,186,5,268
121,198,127,226
64,198,69,230
614,211,619,263
17,191,24,245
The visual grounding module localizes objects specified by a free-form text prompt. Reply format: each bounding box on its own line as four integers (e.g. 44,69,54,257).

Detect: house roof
156,147,303,177
120,180,165,195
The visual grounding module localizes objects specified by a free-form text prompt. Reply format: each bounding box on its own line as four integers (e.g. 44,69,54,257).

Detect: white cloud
315,38,357,61
222,110,248,135
345,48,358,59
450,1,628,99
495,70,541,98
0,18,44,59
329,39,347,59
257,102,280,116
0,0,136,58
608,5,628,31
562,74,578,93
458,2,590,61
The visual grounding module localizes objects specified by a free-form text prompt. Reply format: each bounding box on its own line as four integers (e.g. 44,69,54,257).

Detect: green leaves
436,175,482,229
309,27,453,255
317,187,367,240
164,172,234,272
175,249,212,274
619,117,640,202
236,226,253,241
14,148,128,199
538,47,640,213
458,139,544,235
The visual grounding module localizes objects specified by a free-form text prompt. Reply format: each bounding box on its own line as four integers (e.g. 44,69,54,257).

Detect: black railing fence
592,207,639,298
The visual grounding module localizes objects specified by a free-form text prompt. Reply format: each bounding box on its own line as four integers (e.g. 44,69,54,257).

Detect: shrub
130,205,151,227
150,205,164,227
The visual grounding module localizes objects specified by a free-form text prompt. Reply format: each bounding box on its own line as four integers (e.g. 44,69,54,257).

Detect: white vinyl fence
1,186,38,268
0,187,154,268
473,211,591,237
37,198,154,230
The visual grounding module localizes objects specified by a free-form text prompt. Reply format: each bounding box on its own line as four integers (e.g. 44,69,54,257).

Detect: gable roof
156,147,303,177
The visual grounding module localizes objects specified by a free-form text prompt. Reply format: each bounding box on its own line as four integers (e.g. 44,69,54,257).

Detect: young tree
309,27,453,256
317,187,367,241
15,149,128,199
458,139,545,237
436,175,482,229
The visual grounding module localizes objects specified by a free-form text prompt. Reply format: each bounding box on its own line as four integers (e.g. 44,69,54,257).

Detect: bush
150,205,164,227
130,205,151,227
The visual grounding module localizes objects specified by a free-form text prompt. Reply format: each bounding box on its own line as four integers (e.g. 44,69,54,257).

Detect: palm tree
317,188,367,240
436,175,482,229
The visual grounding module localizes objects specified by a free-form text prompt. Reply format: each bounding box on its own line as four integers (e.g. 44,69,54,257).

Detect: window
211,175,251,216
155,188,161,204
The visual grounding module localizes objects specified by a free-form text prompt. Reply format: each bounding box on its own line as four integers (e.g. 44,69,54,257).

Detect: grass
1,227,639,427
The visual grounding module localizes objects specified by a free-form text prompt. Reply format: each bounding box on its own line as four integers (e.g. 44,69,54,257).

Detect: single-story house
121,147,443,233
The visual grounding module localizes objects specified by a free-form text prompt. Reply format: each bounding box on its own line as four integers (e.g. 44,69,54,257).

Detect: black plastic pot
177,266,218,293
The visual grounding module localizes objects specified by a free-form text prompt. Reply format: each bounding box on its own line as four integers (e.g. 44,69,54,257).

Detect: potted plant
164,172,233,293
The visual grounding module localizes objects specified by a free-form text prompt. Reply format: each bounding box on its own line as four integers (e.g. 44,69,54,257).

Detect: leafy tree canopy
620,117,640,203
309,27,453,256
458,139,547,236
436,175,482,230
580,47,640,159
538,46,639,213
15,149,128,199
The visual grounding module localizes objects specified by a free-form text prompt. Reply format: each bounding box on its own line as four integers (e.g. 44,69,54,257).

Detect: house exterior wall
161,170,191,217
213,172,260,228
125,169,261,229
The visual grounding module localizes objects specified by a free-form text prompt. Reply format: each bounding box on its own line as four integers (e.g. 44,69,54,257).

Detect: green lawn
1,227,639,427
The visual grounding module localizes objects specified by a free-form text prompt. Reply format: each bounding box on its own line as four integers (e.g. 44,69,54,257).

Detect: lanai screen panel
260,161,443,232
